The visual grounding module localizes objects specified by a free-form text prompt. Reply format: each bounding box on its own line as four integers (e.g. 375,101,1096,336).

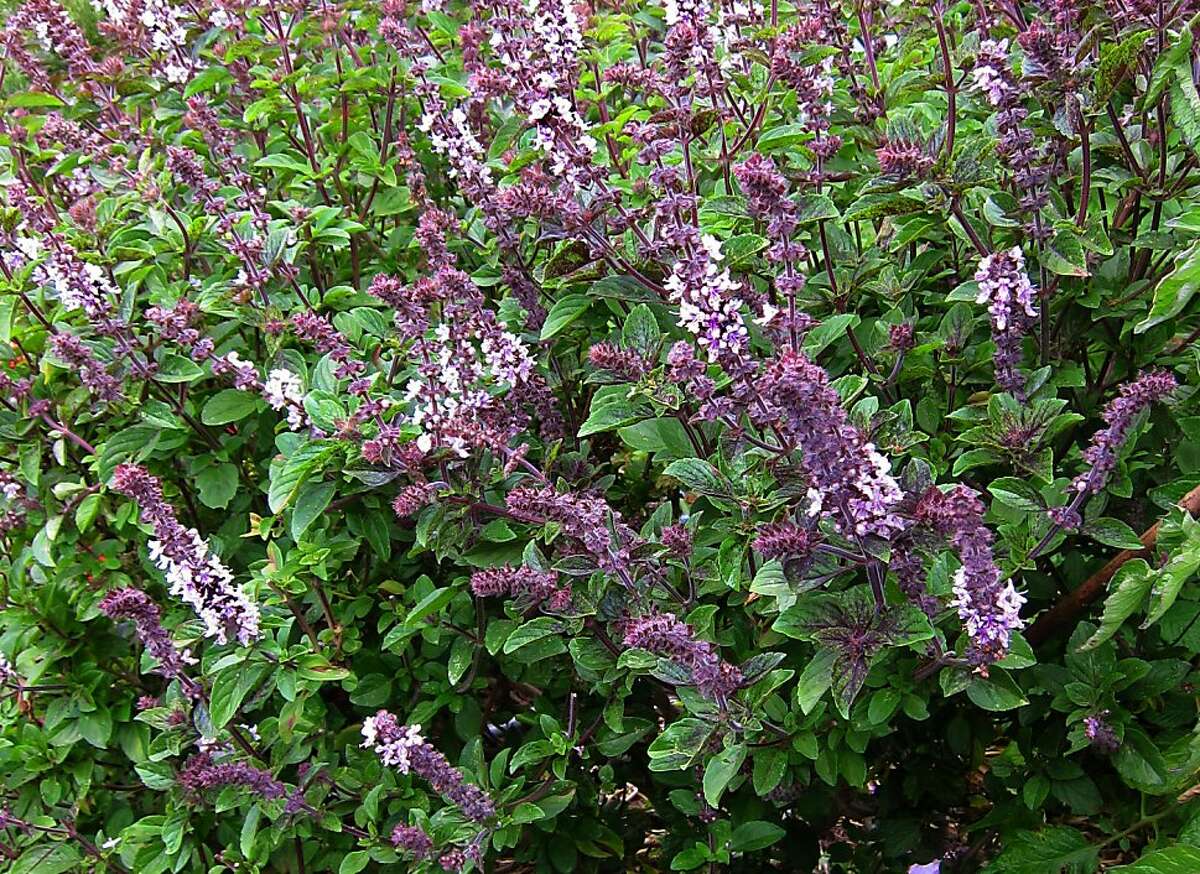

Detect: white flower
262,369,307,431
975,247,1038,330
805,487,824,518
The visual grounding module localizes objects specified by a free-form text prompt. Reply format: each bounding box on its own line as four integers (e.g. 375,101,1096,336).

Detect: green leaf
269,441,337,514
1082,517,1145,550
503,616,561,653
291,480,335,540
183,66,234,98
339,851,371,874
702,743,746,806
965,670,1028,711
983,193,1021,227
752,748,786,795
240,804,261,859
196,463,238,510
723,233,766,265
1173,64,1200,147
1094,30,1150,105
1081,559,1153,650
11,844,82,874
795,648,836,714
75,493,101,533
5,92,65,109
1112,846,1200,872
671,845,712,870
1143,540,1200,627
1023,774,1051,810
988,826,1097,874
621,304,661,355
255,153,312,173
210,664,267,729
618,419,693,459
756,123,807,151
156,353,205,383
794,193,840,224
843,193,923,223
296,654,351,682
578,399,644,437
1141,21,1193,110
406,587,456,627
1135,242,1200,333
730,821,786,852
867,688,902,725
953,448,1000,476
988,477,1043,513
662,458,733,497
803,314,860,357
1113,726,1168,789
202,389,259,425
540,294,591,340
1043,231,1089,277
99,425,162,479
648,718,714,772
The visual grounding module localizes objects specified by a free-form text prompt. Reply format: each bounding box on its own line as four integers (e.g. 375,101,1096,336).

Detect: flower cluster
361,712,496,822
291,312,363,380
622,613,743,700
506,486,638,577
660,523,693,559
588,342,648,382
262,368,308,431
771,20,839,158
971,38,1014,106
32,242,119,321
391,823,435,860
364,216,543,460
98,588,194,690
876,135,934,180
1050,370,1177,527
1083,713,1120,754
753,521,818,560
96,0,192,82
734,154,814,347
755,351,904,538
665,237,749,365
392,482,438,519
470,564,571,610
49,333,122,402
176,753,307,813
972,38,1050,237
112,464,261,646
916,486,1024,666
974,247,1039,399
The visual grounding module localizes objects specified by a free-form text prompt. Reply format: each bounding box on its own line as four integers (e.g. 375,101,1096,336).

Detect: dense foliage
6,0,1200,870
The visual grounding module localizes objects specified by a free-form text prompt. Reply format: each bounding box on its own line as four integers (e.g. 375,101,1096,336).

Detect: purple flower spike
1083,713,1120,754
974,247,1038,400
917,486,1024,666
470,564,568,608
1065,371,1177,511
753,521,818,560
622,613,742,700
177,752,286,802
98,587,193,689
361,712,496,822
755,351,904,539
392,823,435,860
112,464,261,646
506,486,638,577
